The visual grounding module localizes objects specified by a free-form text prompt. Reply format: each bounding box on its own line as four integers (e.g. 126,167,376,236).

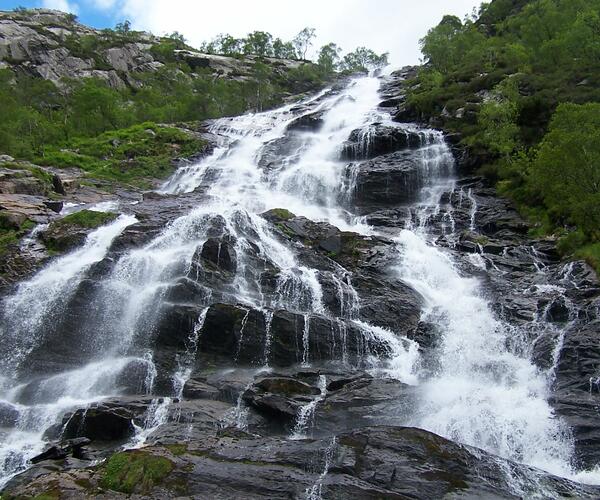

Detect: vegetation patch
575,243,600,275
165,443,188,456
269,208,295,221
34,123,205,187
41,210,118,253
405,0,600,272
54,209,118,229
0,218,35,258
100,450,174,494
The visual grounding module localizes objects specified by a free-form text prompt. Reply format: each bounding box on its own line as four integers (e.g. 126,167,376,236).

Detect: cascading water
393,135,600,484
0,72,598,494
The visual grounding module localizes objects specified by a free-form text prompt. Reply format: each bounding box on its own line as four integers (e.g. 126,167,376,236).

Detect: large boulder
195,303,405,368
60,400,138,442
346,151,425,209
285,110,324,132
243,375,320,421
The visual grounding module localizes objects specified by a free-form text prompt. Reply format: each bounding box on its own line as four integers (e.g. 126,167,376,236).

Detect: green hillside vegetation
407,0,600,271
0,12,388,186
34,123,206,188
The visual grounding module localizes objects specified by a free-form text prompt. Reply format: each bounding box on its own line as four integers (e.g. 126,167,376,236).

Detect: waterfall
393,140,600,483
0,214,137,378
1,73,598,492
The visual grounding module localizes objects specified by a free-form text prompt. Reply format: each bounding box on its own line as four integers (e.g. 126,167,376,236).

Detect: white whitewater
393,140,600,484
0,73,597,491
0,214,137,377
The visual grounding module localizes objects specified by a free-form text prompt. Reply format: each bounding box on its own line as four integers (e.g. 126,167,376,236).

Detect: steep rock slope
1,71,600,499
0,9,310,89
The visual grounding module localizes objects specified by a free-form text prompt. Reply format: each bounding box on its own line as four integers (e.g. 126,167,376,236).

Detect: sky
2,0,482,66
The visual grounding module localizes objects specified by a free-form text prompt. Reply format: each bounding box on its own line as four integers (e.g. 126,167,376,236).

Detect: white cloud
42,0,80,14
88,0,117,10
96,0,481,66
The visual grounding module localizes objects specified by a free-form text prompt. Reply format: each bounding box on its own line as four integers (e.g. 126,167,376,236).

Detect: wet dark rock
394,102,420,122
243,375,319,421
30,438,91,464
272,214,390,271
195,303,405,368
257,135,305,171
8,426,600,499
544,297,572,323
554,321,600,393
340,125,424,161
199,303,267,364
61,401,137,442
143,398,235,444
363,207,412,228
0,401,20,427
114,358,157,395
200,236,237,273
286,110,324,132
348,151,424,208
182,378,220,400
544,322,600,469
155,303,206,349
30,445,67,464
43,200,63,213
352,274,422,334
314,377,416,434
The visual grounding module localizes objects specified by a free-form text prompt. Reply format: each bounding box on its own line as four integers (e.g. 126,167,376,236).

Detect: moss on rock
100,450,174,494
55,210,118,229
41,210,118,252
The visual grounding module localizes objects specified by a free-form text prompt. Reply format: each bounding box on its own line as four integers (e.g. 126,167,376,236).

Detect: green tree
243,31,274,57
115,19,131,34
477,78,520,159
210,34,243,56
532,103,600,239
293,27,316,60
317,43,341,75
341,47,388,73
272,38,297,59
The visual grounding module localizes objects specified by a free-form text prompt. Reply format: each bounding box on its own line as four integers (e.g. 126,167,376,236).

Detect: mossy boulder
261,208,296,222
41,210,118,252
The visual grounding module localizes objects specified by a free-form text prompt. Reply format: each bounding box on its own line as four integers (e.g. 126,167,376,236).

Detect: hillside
0,8,329,161
0,8,317,90
2,2,600,498
0,8,332,287
397,0,600,271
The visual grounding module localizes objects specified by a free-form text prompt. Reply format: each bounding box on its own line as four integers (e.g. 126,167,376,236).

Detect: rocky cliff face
0,9,307,89
1,54,600,499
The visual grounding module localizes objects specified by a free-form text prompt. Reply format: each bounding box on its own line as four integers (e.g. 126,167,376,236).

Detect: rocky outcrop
5,425,599,498
551,320,600,469
0,9,318,90
340,124,423,160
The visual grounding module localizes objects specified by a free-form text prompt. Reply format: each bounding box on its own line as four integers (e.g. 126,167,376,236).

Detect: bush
531,103,600,239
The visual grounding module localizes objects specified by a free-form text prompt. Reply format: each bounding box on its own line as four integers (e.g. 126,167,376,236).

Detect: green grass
100,450,174,494
34,123,205,188
575,243,600,275
165,444,188,456
0,218,34,257
42,210,118,253
53,210,117,229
